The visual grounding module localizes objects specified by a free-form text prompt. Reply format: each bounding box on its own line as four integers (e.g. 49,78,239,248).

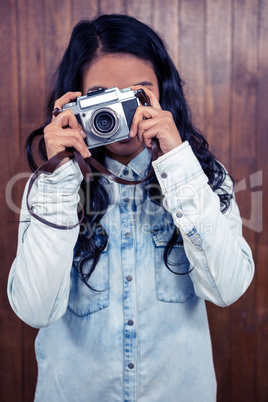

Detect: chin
105,137,143,156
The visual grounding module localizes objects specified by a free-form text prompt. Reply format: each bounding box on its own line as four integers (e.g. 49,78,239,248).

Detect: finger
130,106,160,138
52,92,82,121
44,128,90,159
53,108,83,131
136,117,159,137
46,137,91,159
130,85,161,110
136,121,159,147
136,118,182,153
54,91,82,111
137,127,156,149
45,127,86,141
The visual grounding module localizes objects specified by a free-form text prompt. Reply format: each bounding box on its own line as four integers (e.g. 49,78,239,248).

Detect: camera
62,87,149,149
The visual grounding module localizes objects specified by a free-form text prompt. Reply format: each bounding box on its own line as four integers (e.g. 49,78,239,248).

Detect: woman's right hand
44,91,91,161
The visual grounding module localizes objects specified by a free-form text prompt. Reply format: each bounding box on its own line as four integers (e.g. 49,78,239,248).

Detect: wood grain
0,1,267,401
256,0,268,400
0,0,22,401
126,0,154,26
230,0,259,400
205,0,232,167
72,0,99,25
43,0,72,94
180,0,206,132
204,2,233,400
99,0,126,14
154,0,179,66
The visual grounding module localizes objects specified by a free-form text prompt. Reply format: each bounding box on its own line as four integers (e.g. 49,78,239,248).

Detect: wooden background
0,0,267,401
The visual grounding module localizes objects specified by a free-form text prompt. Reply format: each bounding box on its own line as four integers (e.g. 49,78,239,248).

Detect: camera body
62,87,147,149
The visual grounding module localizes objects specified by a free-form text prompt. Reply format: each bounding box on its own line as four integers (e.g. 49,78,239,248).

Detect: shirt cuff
152,141,208,194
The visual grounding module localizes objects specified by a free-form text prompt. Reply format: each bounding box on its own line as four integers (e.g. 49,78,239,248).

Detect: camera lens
90,108,120,138
94,111,115,133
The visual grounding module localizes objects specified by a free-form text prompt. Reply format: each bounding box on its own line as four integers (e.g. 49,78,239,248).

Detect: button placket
121,182,134,213
119,179,137,400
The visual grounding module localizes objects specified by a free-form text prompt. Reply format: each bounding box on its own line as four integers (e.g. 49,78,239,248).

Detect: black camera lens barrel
94,111,116,133
90,107,120,138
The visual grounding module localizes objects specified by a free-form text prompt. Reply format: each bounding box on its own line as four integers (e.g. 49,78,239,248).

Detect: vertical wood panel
126,0,154,26
72,0,99,25
17,0,46,138
1,1,267,401
232,0,259,174
0,1,22,400
179,0,206,131
205,0,232,167
231,0,259,400
154,0,179,67
204,2,233,401
99,0,126,14
256,0,268,400
43,0,72,93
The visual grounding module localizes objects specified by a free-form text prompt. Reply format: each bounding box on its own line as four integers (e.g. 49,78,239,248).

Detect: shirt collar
104,147,152,180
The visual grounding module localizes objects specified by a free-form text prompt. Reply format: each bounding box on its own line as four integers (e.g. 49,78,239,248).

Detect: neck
105,145,144,165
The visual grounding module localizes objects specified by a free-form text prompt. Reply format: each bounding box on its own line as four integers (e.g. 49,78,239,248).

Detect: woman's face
83,54,159,164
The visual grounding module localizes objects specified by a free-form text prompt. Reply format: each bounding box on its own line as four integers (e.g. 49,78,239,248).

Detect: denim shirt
8,142,254,402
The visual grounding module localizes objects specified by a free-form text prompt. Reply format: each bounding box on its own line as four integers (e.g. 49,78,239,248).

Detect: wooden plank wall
0,0,267,401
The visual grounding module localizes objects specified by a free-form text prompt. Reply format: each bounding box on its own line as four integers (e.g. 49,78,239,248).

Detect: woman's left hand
130,85,182,155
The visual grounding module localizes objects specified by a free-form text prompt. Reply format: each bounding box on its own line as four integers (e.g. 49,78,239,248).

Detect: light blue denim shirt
8,142,254,402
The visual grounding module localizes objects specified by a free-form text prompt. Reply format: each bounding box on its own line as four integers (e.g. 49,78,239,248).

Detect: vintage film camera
62,87,149,149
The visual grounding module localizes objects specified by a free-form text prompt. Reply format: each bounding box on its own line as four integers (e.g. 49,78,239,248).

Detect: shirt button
176,211,183,218
124,197,130,203
125,232,131,238
161,172,168,179
123,169,129,176
128,363,135,369
126,275,133,282
128,320,134,326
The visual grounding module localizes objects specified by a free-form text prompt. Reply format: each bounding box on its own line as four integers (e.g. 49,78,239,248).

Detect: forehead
83,54,158,92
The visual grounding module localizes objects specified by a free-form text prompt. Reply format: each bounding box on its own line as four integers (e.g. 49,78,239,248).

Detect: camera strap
26,140,159,230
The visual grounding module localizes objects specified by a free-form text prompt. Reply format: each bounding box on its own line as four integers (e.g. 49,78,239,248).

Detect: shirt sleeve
7,160,83,328
152,141,254,307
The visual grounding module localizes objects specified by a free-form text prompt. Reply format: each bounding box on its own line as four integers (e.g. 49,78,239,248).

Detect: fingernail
81,130,86,138
129,129,134,137
84,149,91,158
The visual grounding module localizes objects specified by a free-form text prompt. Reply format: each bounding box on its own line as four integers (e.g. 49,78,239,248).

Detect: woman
8,14,254,402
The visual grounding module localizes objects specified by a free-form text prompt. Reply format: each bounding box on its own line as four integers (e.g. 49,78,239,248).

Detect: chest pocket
152,226,195,303
68,238,109,317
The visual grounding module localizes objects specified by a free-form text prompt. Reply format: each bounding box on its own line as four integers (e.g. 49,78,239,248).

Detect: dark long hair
26,14,232,284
